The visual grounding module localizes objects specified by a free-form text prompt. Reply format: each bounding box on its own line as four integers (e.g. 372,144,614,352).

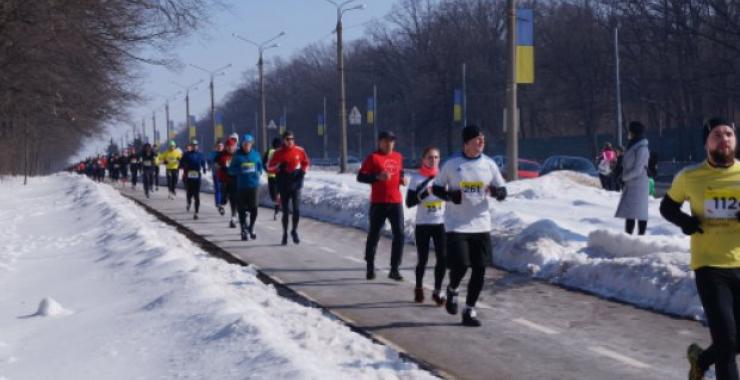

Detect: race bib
423,200,443,213
241,162,256,173
187,170,200,179
142,160,152,167
705,189,740,226
113,164,120,168
459,181,486,204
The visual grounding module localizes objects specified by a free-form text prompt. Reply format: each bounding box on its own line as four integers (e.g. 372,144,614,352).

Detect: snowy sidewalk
0,175,435,380
118,179,708,380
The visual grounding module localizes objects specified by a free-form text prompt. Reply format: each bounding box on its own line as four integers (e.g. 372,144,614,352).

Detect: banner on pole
453,89,462,122
367,97,375,124
317,114,325,136
168,120,175,140
215,112,224,141
188,115,197,139
516,8,535,84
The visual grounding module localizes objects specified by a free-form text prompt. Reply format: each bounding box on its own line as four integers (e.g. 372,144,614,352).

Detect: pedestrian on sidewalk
406,146,446,304
357,131,408,281
216,135,239,228
208,141,225,214
229,134,263,241
180,139,207,220
615,121,651,235
660,117,740,380
432,125,507,327
140,143,157,198
263,137,283,220
268,131,310,246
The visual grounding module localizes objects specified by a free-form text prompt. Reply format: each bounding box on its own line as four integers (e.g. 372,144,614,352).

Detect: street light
232,31,285,153
324,0,366,173
171,79,204,141
189,63,232,143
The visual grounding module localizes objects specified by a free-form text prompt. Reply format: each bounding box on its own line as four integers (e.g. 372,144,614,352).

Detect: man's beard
709,146,737,166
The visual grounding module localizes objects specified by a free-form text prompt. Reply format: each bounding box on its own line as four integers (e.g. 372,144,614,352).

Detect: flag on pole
453,89,463,122
516,9,535,84
279,115,286,135
188,115,196,140
168,120,175,139
215,112,224,141
367,97,375,125
317,114,325,136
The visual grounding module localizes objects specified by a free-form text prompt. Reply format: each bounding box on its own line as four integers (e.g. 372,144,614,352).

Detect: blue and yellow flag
279,115,286,135
367,97,375,125
188,115,197,139
214,112,224,141
168,120,175,140
453,89,462,122
317,114,325,136
516,9,535,84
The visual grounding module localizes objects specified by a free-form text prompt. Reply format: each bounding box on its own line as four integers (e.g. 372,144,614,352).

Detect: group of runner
71,117,740,379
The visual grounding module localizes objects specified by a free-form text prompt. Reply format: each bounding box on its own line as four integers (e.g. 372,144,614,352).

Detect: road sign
349,106,361,126
267,119,277,130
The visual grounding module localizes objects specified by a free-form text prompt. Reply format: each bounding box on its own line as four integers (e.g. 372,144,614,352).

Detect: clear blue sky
91,0,398,154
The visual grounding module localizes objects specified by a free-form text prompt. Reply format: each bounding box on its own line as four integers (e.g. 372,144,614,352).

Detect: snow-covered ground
0,174,436,380
282,169,700,319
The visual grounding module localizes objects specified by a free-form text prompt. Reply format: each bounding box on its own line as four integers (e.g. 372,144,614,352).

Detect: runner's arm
357,156,377,184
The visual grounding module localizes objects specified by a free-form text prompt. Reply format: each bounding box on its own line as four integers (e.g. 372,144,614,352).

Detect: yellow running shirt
667,160,740,270
159,148,183,170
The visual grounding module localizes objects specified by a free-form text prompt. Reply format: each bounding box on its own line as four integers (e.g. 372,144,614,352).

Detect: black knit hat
462,125,482,144
703,117,734,144
628,121,645,137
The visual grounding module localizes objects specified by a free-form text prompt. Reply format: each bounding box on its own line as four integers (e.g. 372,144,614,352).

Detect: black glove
418,187,430,200
680,216,704,236
449,189,462,205
736,211,740,222
489,186,507,201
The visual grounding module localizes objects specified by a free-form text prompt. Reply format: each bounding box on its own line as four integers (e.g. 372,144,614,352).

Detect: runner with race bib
432,125,507,327
660,117,740,380
179,139,207,220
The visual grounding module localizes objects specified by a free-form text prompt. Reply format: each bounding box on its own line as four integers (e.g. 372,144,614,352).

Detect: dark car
540,155,598,177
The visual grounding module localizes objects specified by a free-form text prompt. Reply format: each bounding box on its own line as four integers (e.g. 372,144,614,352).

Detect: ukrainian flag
317,114,325,136
214,112,224,140
367,97,375,124
168,120,175,139
188,115,196,139
516,9,535,84
453,89,462,122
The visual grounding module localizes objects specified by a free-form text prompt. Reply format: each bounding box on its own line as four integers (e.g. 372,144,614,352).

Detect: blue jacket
180,151,207,180
228,148,263,189
207,151,219,173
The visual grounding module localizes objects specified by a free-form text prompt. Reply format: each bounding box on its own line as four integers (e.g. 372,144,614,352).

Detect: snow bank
291,169,701,319
0,174,436,380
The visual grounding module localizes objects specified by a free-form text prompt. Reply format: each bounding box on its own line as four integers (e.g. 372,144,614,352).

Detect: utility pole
152,111,156,145
505,0,519,181
172,80,205,143
325,0,365,173
232,31,285,153
614,27,623,147
190,63,232,144
462,62,468,127
323,96,328,160
373,84,378,143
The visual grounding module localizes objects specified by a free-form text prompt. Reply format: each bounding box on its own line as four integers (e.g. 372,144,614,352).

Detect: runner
406,146,446,304
109,153,120,183
152,144,161,191
180,140,207,220
228,134,263,241
268,130,310,245
129,149,141,189
208,141,225,214
216,135,239,228
118,150,130,186
659,117,740,380
263,137,283,220
357,131,407,281
432,125,507,327
160,140,183,199
140,143,157,198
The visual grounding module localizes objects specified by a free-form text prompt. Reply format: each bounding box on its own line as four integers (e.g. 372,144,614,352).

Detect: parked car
491,155,541,180
539,155,598,177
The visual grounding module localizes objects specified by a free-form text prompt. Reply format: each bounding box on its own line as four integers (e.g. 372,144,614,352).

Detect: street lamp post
232,31,285,153
324,0,365,173
505,0,519,181
171,80,204,142
190,63,232,144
